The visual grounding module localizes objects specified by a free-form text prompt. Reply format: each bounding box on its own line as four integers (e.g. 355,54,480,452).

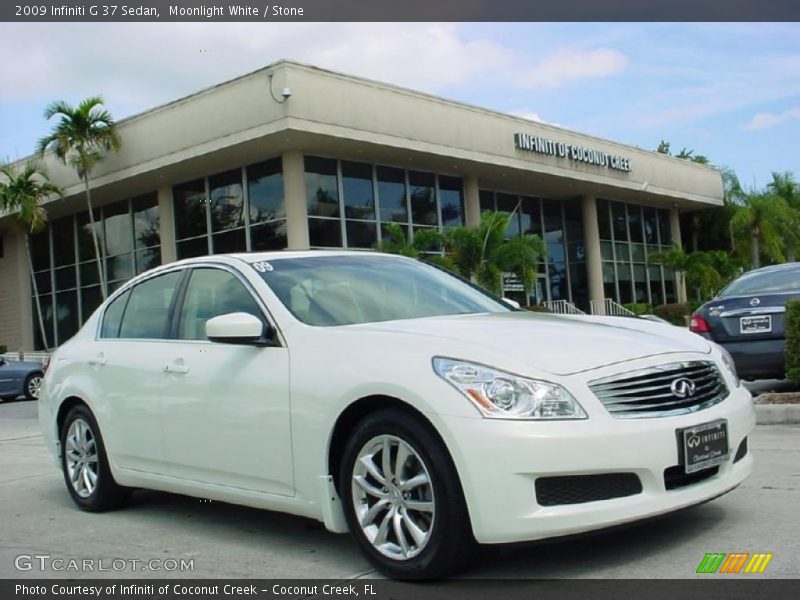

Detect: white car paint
39,251,755,547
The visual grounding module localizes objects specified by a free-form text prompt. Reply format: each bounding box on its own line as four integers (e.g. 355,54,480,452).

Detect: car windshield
252,254,510,326
719,267,800,297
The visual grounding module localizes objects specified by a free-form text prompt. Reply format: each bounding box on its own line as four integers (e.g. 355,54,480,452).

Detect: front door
159,266,293,496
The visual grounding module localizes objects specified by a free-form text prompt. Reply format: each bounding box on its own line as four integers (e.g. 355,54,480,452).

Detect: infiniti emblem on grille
671,378,696,398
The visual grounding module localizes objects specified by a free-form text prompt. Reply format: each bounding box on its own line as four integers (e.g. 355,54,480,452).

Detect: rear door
159,265,293,496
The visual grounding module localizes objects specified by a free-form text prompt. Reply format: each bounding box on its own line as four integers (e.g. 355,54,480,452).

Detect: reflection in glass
32,294,54,350
305,156,340,218
174,179,208,240
212,228,247,254
81,286,103,321
209,169,244,232
54,266,76,291
55,290,79,344
658,209,672,245
628,205,644,244
496,193,520,238
250,221,288,252
643,207,658,244
104,200,133,256
342,161,375,220
52,216,75,267
520,197,540,235
247,158,284,223
177,237,209,260
77,209,103,262
597,199,611,240
438,176,464,227
133,193,160,249
135,248,161,275
408,171,436,226
377,166,408,223
346,221,378,249
612,202,628,241
479,190,495,213
308,218,342,247
30,230,50,271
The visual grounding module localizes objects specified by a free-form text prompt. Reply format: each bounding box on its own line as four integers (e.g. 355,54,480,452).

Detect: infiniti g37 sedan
39,251,755,579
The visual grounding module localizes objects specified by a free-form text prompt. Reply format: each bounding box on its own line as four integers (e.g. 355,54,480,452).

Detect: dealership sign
514,132,632,172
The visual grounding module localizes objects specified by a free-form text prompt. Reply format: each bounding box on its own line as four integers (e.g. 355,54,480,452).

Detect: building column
581,195,605,314
15,231,33,352
283,150,309,250
463,174,481,228
670,207,688,303
157,185,176,264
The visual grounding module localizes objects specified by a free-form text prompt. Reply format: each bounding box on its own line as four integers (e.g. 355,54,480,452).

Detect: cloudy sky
1,22,798,189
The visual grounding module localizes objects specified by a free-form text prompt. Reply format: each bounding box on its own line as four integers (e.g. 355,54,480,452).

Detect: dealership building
0,60,725,352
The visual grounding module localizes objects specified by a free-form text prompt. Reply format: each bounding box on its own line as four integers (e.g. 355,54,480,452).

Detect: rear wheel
340,408,475,579
24,372,43,400
60,405,129,511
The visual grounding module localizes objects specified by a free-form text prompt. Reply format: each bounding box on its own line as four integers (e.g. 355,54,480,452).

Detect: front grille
589,361,728,419
535,473,642,506
664,465,719,490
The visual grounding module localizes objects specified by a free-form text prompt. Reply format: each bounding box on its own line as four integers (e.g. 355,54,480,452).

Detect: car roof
747,261,800,274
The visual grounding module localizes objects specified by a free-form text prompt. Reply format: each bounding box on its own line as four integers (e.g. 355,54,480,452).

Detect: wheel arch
56,396,91,440
327,394,455,495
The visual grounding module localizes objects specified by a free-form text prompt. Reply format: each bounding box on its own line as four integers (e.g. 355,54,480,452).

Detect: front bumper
441,380,755,545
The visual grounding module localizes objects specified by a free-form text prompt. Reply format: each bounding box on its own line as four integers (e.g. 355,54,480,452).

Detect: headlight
433,357,587,420
716,345,740,387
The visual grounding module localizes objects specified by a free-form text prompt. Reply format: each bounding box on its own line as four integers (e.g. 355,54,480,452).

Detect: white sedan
39,251,754,579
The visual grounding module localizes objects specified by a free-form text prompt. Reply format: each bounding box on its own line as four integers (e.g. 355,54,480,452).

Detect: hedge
786,300,800,381
622,303,653,316
0,344,7,355
654,303,690,326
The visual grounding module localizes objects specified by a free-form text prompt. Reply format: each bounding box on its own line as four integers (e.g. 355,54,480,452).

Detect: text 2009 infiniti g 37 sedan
39,251,754,579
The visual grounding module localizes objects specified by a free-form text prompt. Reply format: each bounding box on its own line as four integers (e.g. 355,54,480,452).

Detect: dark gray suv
690,262,800,380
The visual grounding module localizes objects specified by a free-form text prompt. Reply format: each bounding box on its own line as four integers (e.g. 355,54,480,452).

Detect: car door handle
163,361,189,374
88,353,107,366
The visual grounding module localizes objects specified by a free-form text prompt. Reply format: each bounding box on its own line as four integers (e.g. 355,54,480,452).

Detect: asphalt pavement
0,399,798,580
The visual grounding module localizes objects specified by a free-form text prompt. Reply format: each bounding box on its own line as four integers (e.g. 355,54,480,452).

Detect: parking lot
1,398,798,580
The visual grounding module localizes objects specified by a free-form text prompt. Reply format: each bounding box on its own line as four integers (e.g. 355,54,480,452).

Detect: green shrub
623,303,652,316
786,300,800,381
687,300,704,314
0,344,7,355
525,305,552,313
654,303,690,326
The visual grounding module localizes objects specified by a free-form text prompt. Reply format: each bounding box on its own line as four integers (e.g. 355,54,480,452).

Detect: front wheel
340,409,475,579
60,405,129,511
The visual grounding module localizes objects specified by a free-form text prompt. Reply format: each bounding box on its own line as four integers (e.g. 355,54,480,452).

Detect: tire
339,408,476,580
60,405,129,511
23,372,43,401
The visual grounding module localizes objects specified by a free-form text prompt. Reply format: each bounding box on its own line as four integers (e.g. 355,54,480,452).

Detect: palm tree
767,171,800,261
444,212,547,301
730,192,800,268
0,161,63,349
37,96,121,299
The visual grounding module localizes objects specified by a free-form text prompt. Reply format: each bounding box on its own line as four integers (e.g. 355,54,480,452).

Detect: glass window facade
597,199,677,306
479,191,587,310
304,156,464,248
174,158,287,260
30,192,162,349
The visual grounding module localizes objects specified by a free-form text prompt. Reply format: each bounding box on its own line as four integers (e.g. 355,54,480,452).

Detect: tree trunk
751,228,760,269
84,173,107,299
25,234,49,351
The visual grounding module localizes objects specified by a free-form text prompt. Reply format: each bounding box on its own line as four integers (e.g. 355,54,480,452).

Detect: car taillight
689,315,710,333
42,357,50,373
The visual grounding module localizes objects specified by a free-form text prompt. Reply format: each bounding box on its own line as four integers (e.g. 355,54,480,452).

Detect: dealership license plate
740,315,771,334
680,420,728,474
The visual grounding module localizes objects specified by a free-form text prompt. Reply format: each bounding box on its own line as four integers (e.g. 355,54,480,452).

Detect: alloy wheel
27,375,43,399
65,418,99,498
351,434,435,561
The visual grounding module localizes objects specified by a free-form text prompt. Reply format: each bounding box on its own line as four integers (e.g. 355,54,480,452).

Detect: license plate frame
740,314,771,334
679,420,729,474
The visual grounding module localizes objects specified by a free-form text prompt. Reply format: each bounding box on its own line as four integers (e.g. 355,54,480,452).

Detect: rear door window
118,271,183,339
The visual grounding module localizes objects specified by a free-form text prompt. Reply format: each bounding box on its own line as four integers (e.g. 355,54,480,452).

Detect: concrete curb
755,404,800,425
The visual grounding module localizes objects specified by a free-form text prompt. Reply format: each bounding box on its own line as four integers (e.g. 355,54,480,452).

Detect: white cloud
742,106,800,131
508,110,561,128
515,47,629,89
0,23,513,109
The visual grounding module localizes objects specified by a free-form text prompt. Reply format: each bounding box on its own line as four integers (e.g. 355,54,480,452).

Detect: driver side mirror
502,298,521,310
205,312,276,346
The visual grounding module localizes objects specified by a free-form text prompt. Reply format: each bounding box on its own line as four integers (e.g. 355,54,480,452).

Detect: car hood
348,311,711,376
